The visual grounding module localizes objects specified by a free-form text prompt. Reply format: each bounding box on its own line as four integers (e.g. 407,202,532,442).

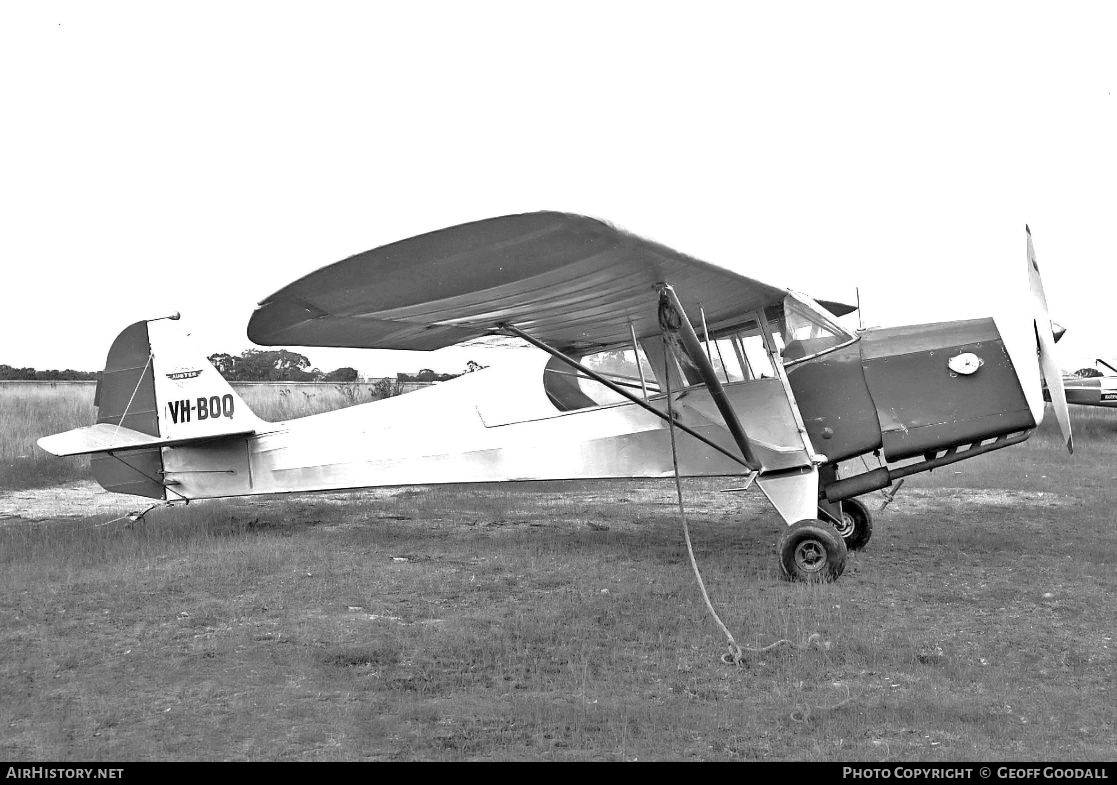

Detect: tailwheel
778,519,848,582
826,498,873,551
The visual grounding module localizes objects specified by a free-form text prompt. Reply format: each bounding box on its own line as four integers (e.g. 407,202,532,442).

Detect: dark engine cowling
787,317,1036,498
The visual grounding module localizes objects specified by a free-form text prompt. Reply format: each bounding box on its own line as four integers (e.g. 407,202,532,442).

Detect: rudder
91,320,164,498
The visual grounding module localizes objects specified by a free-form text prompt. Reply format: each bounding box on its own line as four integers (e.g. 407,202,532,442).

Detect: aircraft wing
249,212,853,353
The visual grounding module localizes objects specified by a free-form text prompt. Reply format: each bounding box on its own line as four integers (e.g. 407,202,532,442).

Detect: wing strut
656,285,762,471
497,322,757,471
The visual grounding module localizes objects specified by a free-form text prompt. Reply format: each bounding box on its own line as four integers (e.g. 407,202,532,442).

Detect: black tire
778,519,848,582
825,498,873,551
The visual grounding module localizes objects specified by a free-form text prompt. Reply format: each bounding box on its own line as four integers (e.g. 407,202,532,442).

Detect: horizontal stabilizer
37,423,256,457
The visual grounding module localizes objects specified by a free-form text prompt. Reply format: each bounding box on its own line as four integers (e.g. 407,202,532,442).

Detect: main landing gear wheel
825,498,873,551
778,519,848,582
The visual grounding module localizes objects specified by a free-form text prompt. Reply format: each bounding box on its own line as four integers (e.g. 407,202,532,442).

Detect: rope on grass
94,502,162,528
790,683,853,724
660,342,834,667
718,632,832,665
660,344,745,664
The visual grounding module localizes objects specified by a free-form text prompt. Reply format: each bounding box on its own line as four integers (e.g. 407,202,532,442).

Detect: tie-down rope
660,343,832,667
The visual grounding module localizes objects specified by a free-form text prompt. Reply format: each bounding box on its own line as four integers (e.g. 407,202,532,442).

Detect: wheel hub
834,512,855,538
793,539,827,573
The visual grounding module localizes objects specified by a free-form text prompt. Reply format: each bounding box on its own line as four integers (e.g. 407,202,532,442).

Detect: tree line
1,349,485,383
206,349,482,382
0,364,99,380
206,349,361,382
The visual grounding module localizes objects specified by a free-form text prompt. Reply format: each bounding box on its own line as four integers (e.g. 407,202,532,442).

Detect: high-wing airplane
1061,358,1117,409
38,214,1072,582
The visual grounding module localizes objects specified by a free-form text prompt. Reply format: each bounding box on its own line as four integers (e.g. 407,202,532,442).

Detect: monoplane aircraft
39,214,1072,581
1061,358,1117,409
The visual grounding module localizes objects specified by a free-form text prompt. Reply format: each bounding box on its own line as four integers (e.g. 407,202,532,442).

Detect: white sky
2,1,1114,377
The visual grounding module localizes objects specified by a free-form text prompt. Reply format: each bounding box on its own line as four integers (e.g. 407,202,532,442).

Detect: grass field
0,382,399,491
1,385,1115,761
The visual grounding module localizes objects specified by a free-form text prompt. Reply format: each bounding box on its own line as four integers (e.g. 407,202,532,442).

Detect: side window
704,311,785,382
709,337,746,383
544,347,658,411
582,348,657,399
543,306,801,413
706,329,782,382
741,334,777,379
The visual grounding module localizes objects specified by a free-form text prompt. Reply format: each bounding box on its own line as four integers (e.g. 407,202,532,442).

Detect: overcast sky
2,2,1114,377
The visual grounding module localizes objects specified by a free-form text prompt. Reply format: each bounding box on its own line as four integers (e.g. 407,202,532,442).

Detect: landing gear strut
826,497,873,551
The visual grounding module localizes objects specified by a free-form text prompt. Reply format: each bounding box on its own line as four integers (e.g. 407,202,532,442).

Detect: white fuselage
160,353,805,500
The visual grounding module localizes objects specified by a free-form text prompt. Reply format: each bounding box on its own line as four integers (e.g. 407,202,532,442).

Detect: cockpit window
543,295,854,413
581,347,658,403
781,293,857,363
544,347,658,411
707,312,784,382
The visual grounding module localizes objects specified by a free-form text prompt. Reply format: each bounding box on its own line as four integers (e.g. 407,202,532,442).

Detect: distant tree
1073,368,1104,378
398,368,460,383
207,349,317,381
0,364,35,380
372,378,402,399
207,349,372,382
324,367,358,382
63,369,97,380
464,360,488,373
208,352,238,378
0,363,97,380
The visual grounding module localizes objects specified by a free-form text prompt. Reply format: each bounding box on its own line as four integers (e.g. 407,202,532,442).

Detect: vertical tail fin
39,315,263,499
145,317,264,441
91,315,264,444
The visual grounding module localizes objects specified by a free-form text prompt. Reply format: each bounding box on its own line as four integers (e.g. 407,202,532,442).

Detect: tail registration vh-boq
39,214,1072,581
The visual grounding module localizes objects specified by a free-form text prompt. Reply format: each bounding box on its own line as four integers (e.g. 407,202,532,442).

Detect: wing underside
248,212,795,353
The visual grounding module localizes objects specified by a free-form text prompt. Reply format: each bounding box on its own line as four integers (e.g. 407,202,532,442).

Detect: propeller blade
1026,226,1073,453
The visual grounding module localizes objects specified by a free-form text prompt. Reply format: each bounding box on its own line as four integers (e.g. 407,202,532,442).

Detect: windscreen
781,294,857,363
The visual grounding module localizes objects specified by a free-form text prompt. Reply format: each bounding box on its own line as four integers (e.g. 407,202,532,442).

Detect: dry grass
0,382,401,491
0,384,95,489
2,393,1116,760
234,381,406,421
